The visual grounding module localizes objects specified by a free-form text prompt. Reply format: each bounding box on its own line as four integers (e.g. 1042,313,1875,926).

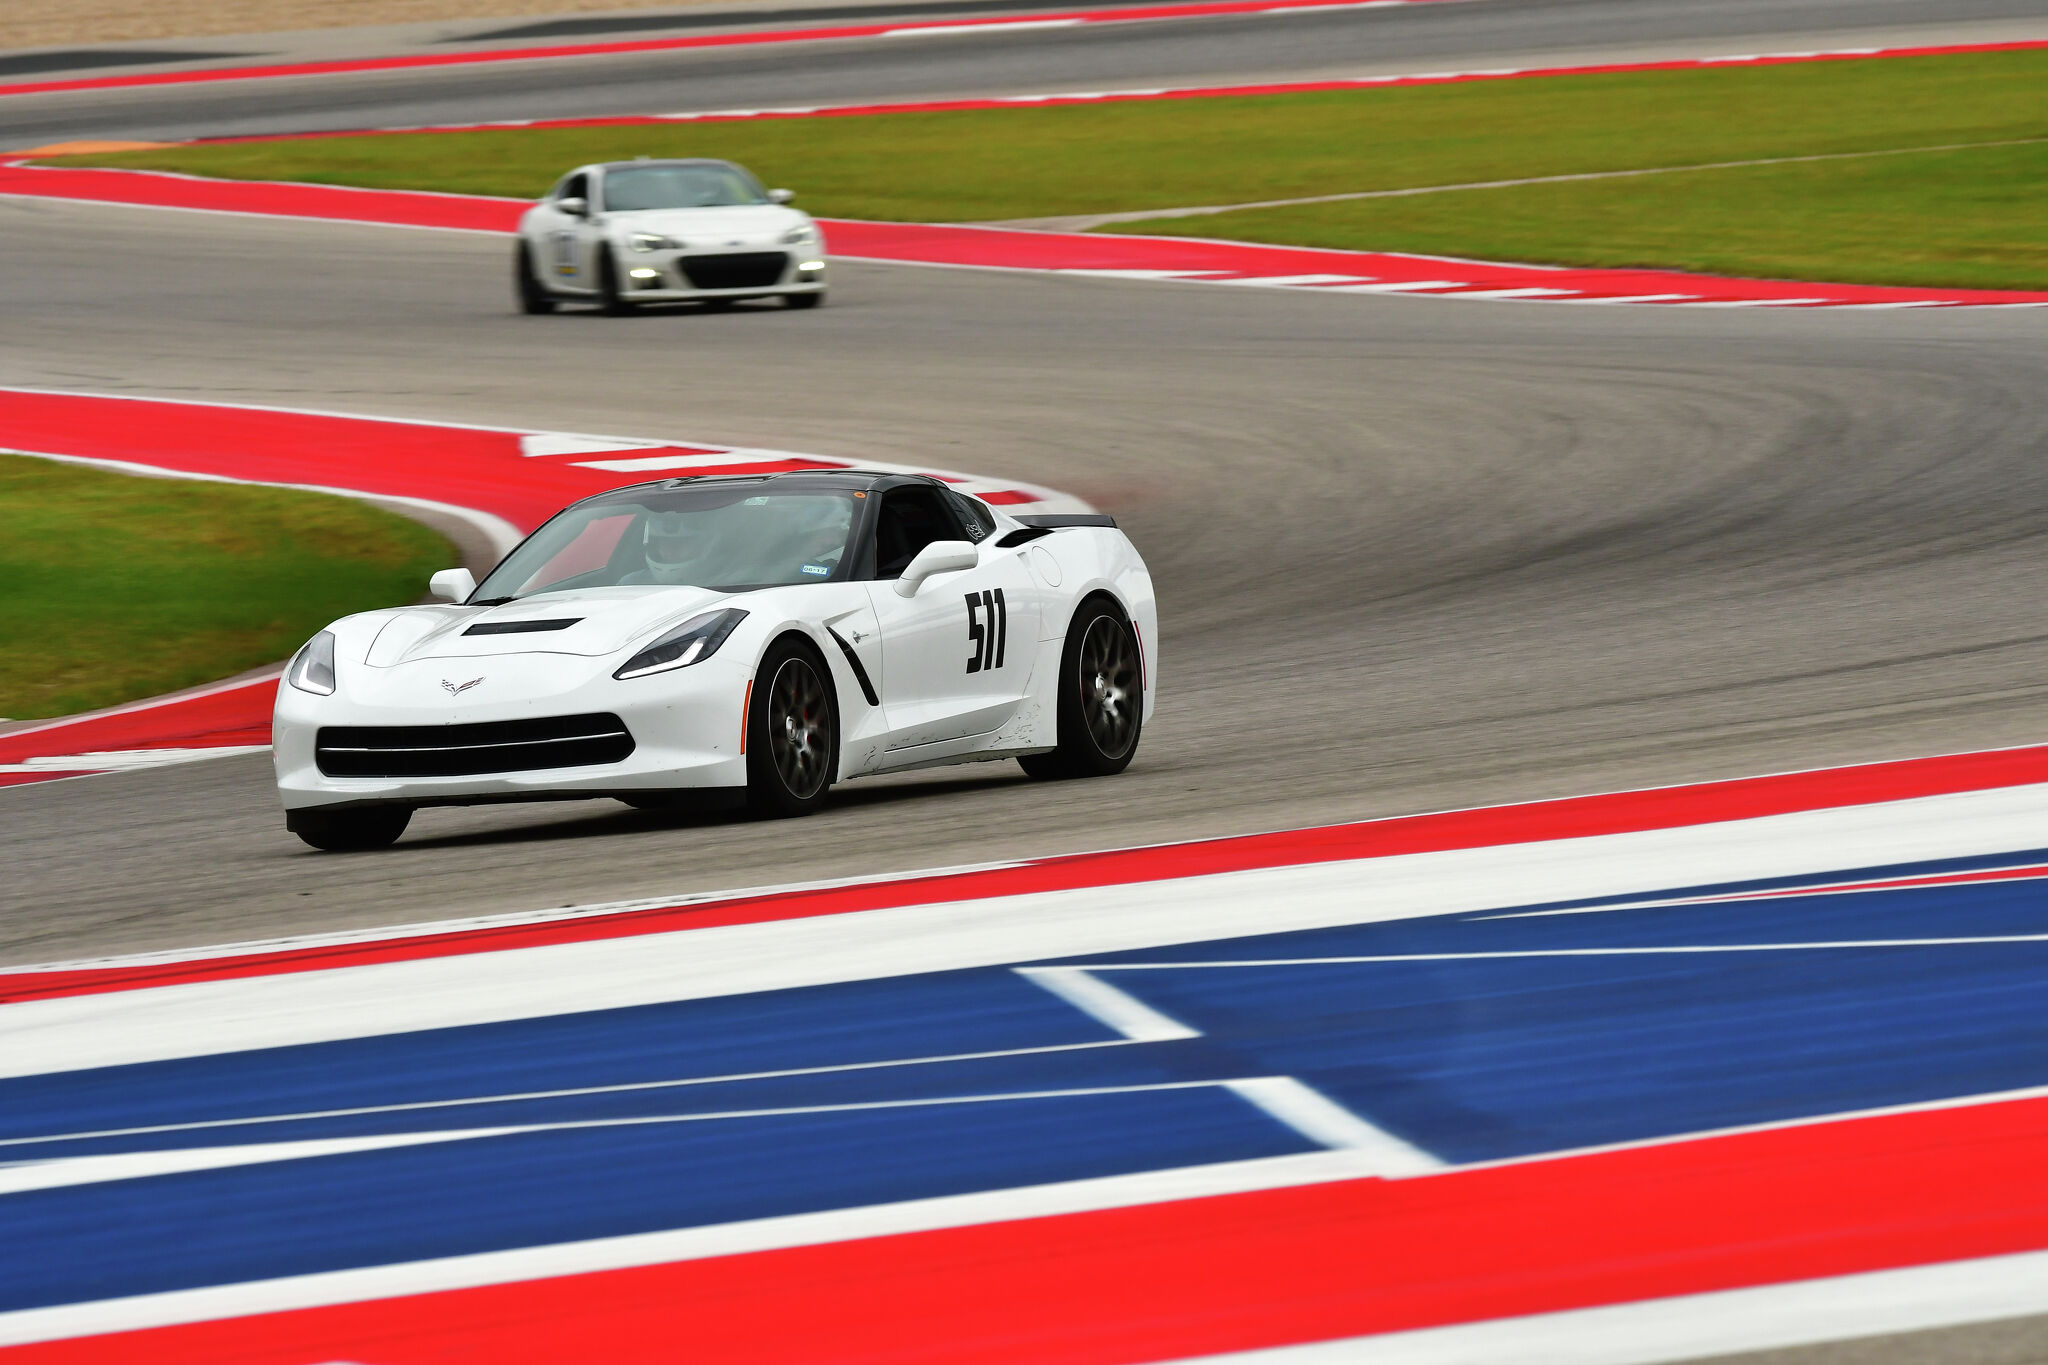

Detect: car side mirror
430,568,476,603
556,196,588,217
893,540,979,597
768,188,794,205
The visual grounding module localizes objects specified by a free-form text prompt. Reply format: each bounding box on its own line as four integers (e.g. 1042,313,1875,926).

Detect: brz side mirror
894,541,979,597
768,188,794,204
556,196,588,216
430,568,476,603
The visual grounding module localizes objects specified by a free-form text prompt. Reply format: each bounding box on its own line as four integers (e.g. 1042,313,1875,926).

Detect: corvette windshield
474,489,857,600
601,165,767,211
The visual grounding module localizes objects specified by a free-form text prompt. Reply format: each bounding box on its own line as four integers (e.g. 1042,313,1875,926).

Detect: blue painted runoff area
7,846,2048,1311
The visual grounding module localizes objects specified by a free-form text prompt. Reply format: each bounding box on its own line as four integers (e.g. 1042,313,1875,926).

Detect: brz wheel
747,637,838,817
288,805,412,852
596,251,633,315
1020,597,1143,780
514,242,555,314
784,291,824,310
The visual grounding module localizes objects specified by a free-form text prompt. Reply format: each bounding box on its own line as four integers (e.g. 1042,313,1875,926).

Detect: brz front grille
316,713,635,778
680,252,788,290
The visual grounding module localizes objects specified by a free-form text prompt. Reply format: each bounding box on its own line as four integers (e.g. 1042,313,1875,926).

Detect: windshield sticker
800,564,831,577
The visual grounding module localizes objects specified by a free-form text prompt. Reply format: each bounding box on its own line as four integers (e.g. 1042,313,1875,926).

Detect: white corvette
513,158,828,314
274,472,1156,851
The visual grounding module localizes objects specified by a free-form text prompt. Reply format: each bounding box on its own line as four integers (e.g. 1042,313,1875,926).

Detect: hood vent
463,618,582,636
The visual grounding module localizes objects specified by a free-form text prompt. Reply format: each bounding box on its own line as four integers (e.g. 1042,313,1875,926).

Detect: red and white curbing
0,388,1082,789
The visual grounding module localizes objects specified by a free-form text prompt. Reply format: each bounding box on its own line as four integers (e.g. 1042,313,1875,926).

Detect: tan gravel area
2,1,735,52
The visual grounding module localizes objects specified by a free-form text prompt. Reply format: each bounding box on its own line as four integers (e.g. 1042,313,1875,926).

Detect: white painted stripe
1210,274,1378,287
1173,1247,2048,1364
575,453,816,473
0,1129,508,1195
1223,1077,1443,1172
1016,965,1202,1041
0,1148,1389,1345
1321,280,1467,293
1055,268,1233,279
8,780,2048,1079
1551,294,1696,305
0,746,267,773
517,433,667,458
1066,934,2048,967
0,1038,1143,1149
881,17,1081,35
1438,286,1580,299
1682,298,1831,308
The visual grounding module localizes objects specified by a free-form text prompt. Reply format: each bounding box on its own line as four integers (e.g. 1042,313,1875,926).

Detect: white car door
534,171,600,293
863,486,1040,755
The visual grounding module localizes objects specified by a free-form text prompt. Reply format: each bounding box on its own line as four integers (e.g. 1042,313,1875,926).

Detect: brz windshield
601,164,768,211
474,489,857,600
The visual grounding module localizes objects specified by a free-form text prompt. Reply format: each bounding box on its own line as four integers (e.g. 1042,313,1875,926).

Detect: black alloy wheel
747,638,838,816
288,804,412,852
1020,598,1143,780
514,242,555,314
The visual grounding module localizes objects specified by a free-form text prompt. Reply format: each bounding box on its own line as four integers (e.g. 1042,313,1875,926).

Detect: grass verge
49,48,2048,289
0,456,452,721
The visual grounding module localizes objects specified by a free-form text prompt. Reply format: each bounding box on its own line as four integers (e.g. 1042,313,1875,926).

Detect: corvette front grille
680,252,788,290
315,713,634,778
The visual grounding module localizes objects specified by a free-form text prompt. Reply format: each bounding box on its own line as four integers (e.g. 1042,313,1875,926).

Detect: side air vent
316,714,634,778
996,528,1051,547
463,619,581,636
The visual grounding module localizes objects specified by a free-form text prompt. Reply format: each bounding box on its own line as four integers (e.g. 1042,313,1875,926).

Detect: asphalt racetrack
6,198,2048,971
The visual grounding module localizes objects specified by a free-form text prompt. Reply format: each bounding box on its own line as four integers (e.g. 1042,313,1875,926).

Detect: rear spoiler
1012,513,1117,529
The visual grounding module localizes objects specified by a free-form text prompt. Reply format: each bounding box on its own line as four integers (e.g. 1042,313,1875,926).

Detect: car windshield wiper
468,596,519,606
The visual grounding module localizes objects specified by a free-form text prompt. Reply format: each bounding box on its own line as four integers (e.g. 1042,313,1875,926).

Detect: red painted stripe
10,739,2048,1004
0,771,100,787
0,163,525,233
0,682,277,767
14,1091,2048,1364
175,39,2048,146
0,0,1466,99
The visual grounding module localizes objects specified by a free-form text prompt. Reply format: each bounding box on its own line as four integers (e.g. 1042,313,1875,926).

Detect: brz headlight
287,630,337,695
629,232,679,253
780,224,817,244
615,609,748,680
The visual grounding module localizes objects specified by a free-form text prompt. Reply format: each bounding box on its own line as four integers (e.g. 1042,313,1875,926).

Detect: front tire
288,805,411,852
597,251,633,316
514,242,556,314
1020,597,1143,780
746,637,838,817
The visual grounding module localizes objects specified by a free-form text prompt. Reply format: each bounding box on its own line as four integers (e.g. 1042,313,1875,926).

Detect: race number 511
965,589,1008,673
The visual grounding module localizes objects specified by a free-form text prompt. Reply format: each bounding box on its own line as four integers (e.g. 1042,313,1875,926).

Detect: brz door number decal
965,588,1007,674
551,229,579,276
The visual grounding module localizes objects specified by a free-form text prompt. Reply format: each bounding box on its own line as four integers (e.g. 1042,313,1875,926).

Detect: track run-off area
12,746,2048,1362
7,1,2048,1359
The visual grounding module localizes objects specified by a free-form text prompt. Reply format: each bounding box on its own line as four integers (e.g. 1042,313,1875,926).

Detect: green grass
0,455,452,720
53,48,2048,287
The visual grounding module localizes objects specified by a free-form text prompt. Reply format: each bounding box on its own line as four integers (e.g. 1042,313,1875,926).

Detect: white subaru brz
513,158,828,314
274,472,1156,851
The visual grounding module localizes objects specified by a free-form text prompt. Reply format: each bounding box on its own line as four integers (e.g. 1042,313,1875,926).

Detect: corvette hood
609,205,806,243
364,587,730,665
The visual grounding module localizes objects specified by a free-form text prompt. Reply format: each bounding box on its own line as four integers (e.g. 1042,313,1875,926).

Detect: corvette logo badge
442,677,484,696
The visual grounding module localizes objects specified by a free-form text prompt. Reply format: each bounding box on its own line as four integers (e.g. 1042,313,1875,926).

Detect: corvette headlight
615,609,748,680
629,232,678,253
780,224,816,245
287,630,337,695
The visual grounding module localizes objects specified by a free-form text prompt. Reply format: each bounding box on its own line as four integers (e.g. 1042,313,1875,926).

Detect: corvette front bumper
273,651,753,812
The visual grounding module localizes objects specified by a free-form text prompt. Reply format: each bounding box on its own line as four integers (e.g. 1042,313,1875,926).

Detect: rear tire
746,637,838,817
288,805,411,852
784,291,824,310
597,251,633,315
514,242,555,314
1019,597,1143,780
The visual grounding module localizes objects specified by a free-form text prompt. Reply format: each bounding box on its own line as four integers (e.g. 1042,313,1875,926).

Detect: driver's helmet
641,510,699,584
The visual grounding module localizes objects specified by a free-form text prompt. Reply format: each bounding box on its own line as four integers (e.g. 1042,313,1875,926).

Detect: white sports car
513,158,828,314
274,472,1156,851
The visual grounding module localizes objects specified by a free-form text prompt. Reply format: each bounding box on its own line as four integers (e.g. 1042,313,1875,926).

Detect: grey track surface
3,0,2045,144
6,196,2048,968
